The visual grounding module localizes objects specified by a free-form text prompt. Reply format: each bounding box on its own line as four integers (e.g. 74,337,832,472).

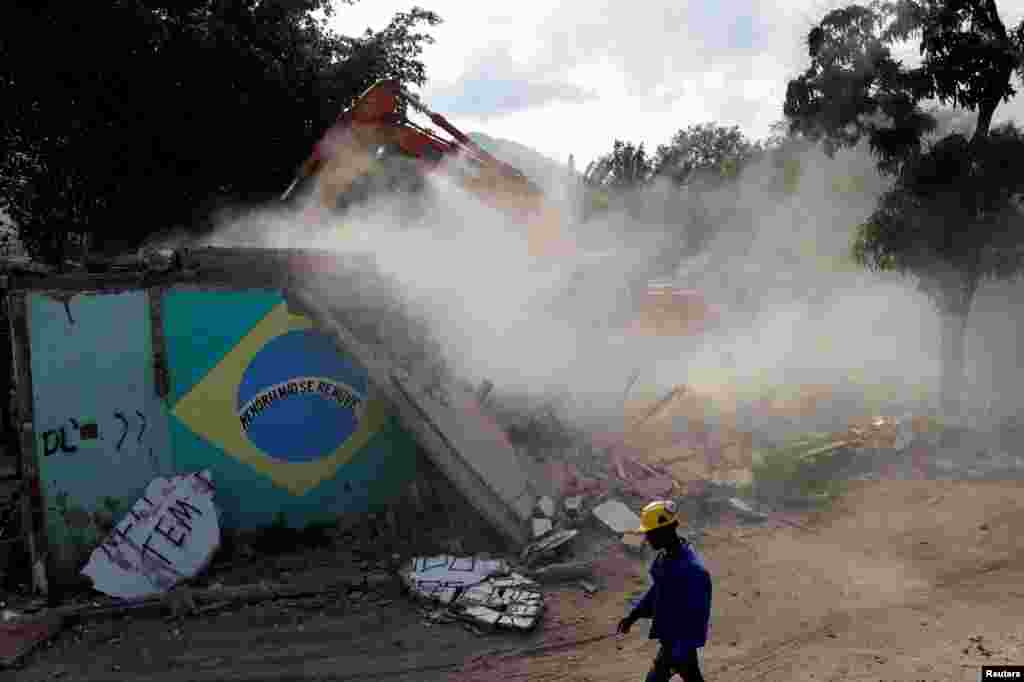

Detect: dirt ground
6,478,1024,681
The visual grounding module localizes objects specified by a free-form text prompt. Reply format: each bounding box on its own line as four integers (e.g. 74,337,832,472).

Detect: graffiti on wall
40,411,159,466
163,290,418,529
28,291,174,565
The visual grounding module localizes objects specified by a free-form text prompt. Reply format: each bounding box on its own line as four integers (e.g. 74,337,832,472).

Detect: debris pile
521,529,578,567
590,499,640,536
400,555,544,632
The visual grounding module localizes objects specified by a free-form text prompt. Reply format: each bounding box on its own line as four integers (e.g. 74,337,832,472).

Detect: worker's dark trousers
645,645,704,682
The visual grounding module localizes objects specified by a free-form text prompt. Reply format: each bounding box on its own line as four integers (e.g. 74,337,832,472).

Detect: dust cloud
198,127,1023,440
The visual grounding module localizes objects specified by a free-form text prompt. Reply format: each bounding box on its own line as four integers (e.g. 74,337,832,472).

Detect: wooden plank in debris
526,560,595,584
6,291,51,594
798,440,852,461
38,573,370,625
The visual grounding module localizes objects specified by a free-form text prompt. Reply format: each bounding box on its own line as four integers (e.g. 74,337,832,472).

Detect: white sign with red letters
82,470,219,599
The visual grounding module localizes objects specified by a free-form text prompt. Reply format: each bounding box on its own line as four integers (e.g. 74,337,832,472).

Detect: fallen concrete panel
455,578,544,631
592,500,642,535
536,496,555,518
402,556,545,631
286,286,533,549
532,518,553,538
521,531,580,567
397,380,534,523
401,555,509,604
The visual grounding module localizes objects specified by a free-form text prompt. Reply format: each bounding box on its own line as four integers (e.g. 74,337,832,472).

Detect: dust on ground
455,479,1024,682
5,478,1024,681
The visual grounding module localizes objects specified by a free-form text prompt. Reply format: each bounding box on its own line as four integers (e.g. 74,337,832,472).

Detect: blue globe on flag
236,330,368,462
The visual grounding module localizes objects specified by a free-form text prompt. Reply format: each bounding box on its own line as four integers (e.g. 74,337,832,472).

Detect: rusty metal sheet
0,618,63,668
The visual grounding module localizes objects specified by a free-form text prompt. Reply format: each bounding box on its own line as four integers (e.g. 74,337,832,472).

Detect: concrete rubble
455,574,544,631
532,518,553,539
400,555,545,631
536,496,556,519
592,500,642,535
400,555,509,606
527,560,594,583
521,529,578,567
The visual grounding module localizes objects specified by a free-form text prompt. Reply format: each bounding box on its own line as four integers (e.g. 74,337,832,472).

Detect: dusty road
456,479,1024,682
7,478,1024,681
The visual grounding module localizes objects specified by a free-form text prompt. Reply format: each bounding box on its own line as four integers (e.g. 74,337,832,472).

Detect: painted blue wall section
161,289,281,405
27,284,420,575
163,288,419,530
28,291,173,564
168,413,417,530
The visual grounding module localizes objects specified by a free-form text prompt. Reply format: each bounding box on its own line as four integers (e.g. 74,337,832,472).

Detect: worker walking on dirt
616,500,712,682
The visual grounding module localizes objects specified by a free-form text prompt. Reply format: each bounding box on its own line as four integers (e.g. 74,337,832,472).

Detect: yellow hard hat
636,499,679,534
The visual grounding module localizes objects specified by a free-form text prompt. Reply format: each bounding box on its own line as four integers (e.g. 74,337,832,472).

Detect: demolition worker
616,500,712,682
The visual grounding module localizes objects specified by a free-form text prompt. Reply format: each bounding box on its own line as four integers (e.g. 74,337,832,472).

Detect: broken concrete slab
532,518,553,539
526,559,593,584
592,499,642,535
564,496,583,515
454,576,544,631
521,529,579,566
400,555,510,605
401,555,546,632
461,605,501,626
536,496,556,519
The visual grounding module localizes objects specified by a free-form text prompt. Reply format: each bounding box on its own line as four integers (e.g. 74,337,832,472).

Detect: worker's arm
617,582,655,633
629,584,656,620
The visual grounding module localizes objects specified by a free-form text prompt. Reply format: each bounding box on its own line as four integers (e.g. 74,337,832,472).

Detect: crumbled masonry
400,555,545,631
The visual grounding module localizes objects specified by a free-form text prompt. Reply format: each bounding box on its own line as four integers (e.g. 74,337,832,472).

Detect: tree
582,140,655,190
854,124,1024,411
0,1,441,265
653,123,762,188
784,0,1024,414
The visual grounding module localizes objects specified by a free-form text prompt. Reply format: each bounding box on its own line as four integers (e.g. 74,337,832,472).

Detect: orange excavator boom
281,79,574,258
282,79,541,201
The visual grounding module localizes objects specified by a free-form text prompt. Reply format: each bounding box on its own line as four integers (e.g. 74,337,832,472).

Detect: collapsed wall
3,247,534,589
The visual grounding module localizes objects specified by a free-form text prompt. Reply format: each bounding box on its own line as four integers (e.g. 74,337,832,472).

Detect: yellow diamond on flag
171,303,387,496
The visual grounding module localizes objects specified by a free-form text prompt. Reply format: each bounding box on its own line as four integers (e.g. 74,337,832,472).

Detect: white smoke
202,134,1022,438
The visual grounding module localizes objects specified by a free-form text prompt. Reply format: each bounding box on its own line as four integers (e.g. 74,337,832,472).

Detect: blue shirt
628,542,712,657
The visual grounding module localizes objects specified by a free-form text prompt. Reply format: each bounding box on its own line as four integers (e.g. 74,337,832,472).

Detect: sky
329,0,1024,169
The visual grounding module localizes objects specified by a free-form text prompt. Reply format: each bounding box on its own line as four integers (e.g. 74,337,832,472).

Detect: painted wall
162,289,419,530
28,286,420,578
28,291,174,569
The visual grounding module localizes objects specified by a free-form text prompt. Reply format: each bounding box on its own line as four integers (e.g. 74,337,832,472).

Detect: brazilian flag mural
163,289,418,530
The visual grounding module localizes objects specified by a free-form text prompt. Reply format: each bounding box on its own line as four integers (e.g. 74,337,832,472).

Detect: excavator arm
283,79,571,257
